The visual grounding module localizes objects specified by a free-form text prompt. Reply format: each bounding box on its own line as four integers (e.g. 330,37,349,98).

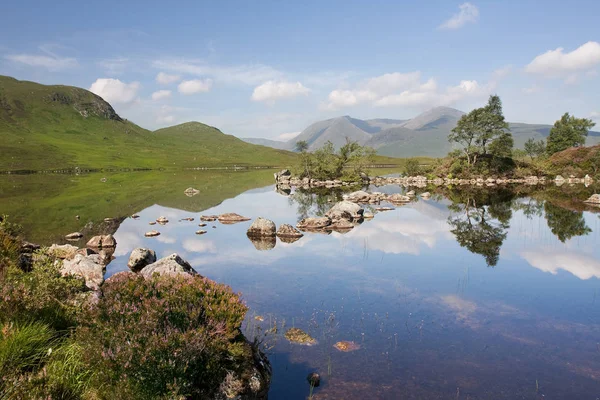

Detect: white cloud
153,59,283,85
277,131,300,141
151,90,172,101
251,80,310,103
521,249,600,280
564,74,579,85
182,239,217,254
525,41,600,77
156,71,181,85
323,71,492,110
438,3,479,30
591,111,600,120
89,78,140,104
156,105,176,125
177,79,213,95
5,53,78,71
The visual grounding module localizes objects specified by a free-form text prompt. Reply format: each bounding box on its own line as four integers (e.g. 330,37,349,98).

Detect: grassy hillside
545,145,600,177
0,75,297,171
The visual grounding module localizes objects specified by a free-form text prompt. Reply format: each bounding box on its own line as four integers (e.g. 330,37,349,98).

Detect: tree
477,95,510,155
524,138,546,160
546,113,596,155
544,202,591,242
299,139,375,180
448,95,512,164
404,158,422,176
295,140,312,179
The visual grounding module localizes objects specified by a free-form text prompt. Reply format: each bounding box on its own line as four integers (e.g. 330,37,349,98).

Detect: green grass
0,75,298,171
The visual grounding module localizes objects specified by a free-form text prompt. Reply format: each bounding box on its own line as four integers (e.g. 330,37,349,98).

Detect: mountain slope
270,106,600,157
0,75,296,171
241,137,290,150
292,116,373,150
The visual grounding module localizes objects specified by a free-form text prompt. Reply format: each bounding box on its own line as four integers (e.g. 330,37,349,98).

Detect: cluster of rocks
275,170,595,190
342,190,430,205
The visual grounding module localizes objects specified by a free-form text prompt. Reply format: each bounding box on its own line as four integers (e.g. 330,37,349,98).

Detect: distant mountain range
243,106,600,158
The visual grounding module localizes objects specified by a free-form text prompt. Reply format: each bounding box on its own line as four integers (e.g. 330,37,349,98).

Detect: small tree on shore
546,113,595,155
295,140,312,178
523,138,546,160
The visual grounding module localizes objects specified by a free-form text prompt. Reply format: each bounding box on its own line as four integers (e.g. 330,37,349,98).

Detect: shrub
76,273,250,399
0,257,85,330
404,158,423,176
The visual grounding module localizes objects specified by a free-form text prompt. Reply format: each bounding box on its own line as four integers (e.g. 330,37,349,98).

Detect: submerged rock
86,234,116,249
276,224,303,239
375,206,394,212
333,341,361,352
65,232,83,240
127,248,156,272
307,372,321,387
284,328,316,345
247,217,276,237
61,254,105,290
218,213,251,224
296,216,331,230
140,253,197,279
144,230,160,237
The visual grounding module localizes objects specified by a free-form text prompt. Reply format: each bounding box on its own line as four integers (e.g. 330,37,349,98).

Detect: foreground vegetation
0,218,267,399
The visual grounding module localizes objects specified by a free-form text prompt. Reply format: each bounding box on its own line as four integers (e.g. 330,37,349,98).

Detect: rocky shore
274,169,596,188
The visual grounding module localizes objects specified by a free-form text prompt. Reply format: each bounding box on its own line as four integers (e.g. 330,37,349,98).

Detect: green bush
76,273,250,399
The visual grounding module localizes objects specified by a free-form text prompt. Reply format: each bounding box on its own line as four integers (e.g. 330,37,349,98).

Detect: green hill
0,75,297,171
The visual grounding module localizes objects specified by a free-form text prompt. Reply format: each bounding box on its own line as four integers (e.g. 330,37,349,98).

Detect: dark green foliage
296,139,376,181
524,138,546,159
404,158,423,176
546,113,595,155
489,132,514,158
544,202,591,242
76,273,249,399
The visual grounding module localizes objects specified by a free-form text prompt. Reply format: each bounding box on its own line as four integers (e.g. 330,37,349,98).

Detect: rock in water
326,201,364,220
65,232,83,240
218,213,251,223
200,215,218,222
276,224,304,239
284,328,316,345
145,230,160,237
388,193,411,203
333,341,361,352
140,253,197,279
127,248,157,272
195,230,207,235
61,254,105,290
86,234,117,249
247,217,276,237
307,373,321,387
184,187,200,196
296,217,331,230
584,194,600,204
156,216,169,224
421,192,431,199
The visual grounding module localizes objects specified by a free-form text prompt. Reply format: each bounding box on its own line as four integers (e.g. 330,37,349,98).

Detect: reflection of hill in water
0,170,274,244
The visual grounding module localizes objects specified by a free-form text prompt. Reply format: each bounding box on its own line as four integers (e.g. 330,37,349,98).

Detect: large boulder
139,253,197,279
276,224,304,239
343,190,371,203
584,194,600,204
86,234,116,249
296,217,331,230
326,201,364,220
247,217,276,237
218,213,251,224
47,244,78,259
128,248,157,272
61,254,105,290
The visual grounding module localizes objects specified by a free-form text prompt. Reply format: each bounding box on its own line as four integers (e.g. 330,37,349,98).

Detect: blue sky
1,0,599,140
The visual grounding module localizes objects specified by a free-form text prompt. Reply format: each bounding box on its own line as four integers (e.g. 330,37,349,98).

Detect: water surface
2,171,600,399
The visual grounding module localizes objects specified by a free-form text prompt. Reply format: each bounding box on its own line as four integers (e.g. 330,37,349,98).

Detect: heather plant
76,273,251,399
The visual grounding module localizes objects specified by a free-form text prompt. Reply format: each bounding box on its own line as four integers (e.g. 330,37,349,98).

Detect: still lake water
2,171,600,399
